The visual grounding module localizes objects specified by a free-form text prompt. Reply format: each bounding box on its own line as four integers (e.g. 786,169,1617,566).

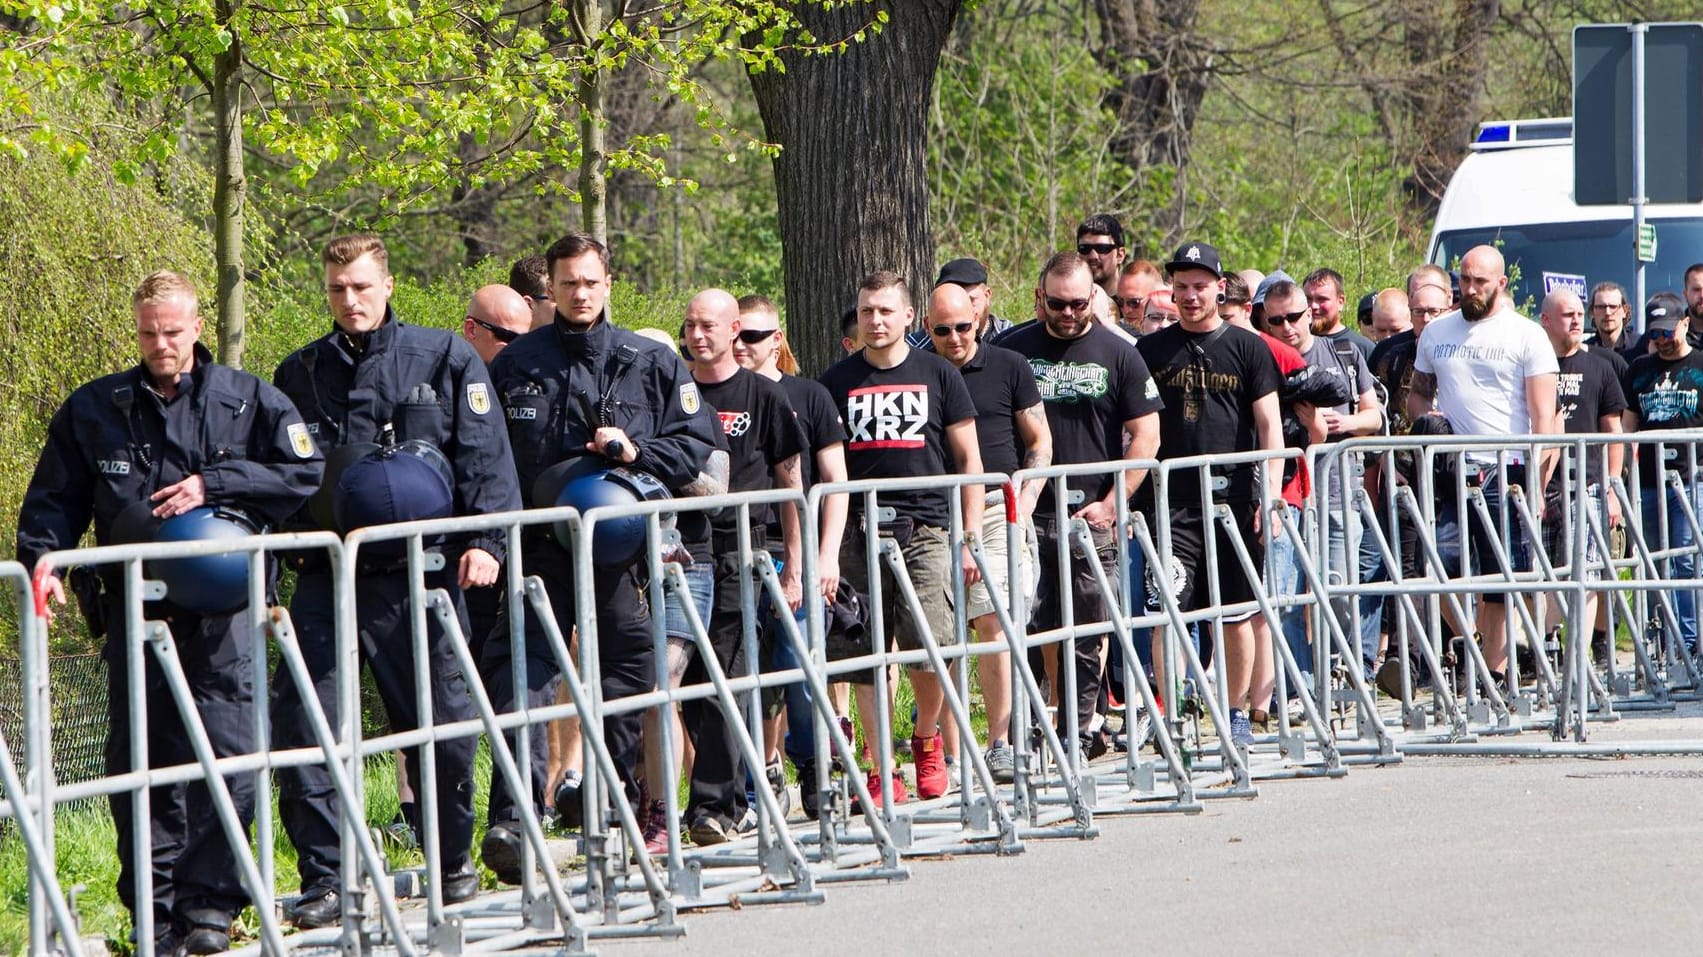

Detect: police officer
16,271,322,955
270,234,522,927
481,232,719,883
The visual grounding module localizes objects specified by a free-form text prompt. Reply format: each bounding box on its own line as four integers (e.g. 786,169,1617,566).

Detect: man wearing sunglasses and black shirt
1077,213,1129,299
1000,251,1162,759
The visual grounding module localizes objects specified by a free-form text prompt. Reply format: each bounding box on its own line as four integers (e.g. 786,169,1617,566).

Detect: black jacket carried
272,312,522,561
16,342,324,570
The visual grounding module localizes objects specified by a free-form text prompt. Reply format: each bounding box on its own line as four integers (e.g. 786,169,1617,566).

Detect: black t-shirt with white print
697,366,801,535
1137,322,1281,504
1625,348,1703,487
818,346,978,527
999,320,1164,508
1549,348,1626,494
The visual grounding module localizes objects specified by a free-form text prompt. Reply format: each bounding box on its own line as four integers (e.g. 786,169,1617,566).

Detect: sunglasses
1044,296,1092,313
468,316,520,343
737,327,781,344
1650,326,1681,340
1113,295,1144,311
1077,242,1119,255
931,321,975,336
1267,311,1308,327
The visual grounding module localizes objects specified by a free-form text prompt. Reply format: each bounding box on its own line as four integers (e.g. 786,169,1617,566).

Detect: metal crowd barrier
13,428,1703,954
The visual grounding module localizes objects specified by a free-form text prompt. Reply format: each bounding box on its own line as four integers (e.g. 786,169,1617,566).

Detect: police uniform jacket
488,314,718,508
271,311,522,562
15,342,324,572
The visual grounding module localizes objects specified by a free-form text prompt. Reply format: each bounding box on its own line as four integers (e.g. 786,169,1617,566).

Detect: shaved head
464,283,532,362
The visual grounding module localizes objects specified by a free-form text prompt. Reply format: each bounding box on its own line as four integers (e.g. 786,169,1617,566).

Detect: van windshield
1433,219,1703,326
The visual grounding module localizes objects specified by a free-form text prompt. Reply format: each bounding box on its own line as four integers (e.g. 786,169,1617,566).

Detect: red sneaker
911,734,948,799
863,768,909,810
640,801,670,857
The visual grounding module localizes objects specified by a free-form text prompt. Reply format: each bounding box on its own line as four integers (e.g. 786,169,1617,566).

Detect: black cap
935,257,989,288
1357,292,1376,324
1647,291,1687,330
1164,242,1223,279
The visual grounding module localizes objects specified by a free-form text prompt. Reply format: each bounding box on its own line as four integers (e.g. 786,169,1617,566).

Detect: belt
710,526,767,553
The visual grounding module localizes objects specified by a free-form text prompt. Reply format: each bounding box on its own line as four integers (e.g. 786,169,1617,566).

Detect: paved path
607,717,1703,955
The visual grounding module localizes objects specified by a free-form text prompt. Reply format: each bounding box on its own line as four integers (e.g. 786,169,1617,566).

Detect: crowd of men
18,217,1703,955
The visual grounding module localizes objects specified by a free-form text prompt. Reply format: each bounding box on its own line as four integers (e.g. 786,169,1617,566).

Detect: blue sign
1542,271,1588,299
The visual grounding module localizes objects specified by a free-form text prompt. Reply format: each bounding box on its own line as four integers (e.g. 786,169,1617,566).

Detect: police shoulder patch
680,382,701,414
467,382,492,415
287,422,315,459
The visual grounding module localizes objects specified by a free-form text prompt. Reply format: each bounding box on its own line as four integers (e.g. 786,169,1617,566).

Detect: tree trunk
572,0,607,245
210,1,246,368
747,1,963,376
451,132,499,267
1401,0,1500,216
1091,0,1212,245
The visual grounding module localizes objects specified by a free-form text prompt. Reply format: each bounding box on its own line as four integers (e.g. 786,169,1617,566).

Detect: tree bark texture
210,1,246,368
1091,0,1211,245
1400,0,1500,216
572,0,608,245
748,1,963,376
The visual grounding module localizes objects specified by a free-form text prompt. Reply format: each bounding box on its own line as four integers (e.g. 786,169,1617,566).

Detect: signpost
1573,22,1703,319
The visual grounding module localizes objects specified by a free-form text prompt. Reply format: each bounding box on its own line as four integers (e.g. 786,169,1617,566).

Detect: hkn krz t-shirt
818,346,977,527
1137,321,1280,504
998,320,1163,509
1625,348,1703,487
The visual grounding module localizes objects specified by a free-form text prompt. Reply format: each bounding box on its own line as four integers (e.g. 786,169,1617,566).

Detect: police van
1427,117,1703,321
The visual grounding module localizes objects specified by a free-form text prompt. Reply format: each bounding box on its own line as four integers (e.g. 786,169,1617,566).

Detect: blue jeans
1325,503,1386,680
1640,482,1703,653
662,560,715,640
1268,505,1311,683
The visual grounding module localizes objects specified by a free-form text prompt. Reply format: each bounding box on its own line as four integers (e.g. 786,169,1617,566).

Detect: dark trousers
479,545,654,824
683,549,752,826
105,605,255,931
272,568,478,894
1031,516,1119,739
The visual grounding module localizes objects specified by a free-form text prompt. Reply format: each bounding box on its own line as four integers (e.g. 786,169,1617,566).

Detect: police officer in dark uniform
480,231,719,882
16,271,322,956
270,234,522,927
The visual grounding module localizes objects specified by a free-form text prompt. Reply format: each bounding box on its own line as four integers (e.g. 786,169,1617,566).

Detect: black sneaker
442,861,480,904
179,925,229,956
553,771,584,831
795,758,820,820
480,824,525,885
290,888,341,930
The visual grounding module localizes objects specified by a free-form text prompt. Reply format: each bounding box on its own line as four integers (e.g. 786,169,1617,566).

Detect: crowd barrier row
9,429,1703,954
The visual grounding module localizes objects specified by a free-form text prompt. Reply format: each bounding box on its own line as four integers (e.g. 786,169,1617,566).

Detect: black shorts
1144,502,1264,622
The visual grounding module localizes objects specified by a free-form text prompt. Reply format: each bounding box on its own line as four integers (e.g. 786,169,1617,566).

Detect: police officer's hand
459,548,500,589
150,474,206,518
781,563,804,613
587,427,638,465
36,572,65,625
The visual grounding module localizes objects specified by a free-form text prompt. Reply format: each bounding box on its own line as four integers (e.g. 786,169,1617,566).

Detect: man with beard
1303,267,1374,360
1585,281,1636,355
1408,244,1559,688
1623,290,1703,654
1076,213,1128,299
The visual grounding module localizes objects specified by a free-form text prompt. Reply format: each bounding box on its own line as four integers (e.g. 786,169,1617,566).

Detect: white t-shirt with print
1413,303,1558,464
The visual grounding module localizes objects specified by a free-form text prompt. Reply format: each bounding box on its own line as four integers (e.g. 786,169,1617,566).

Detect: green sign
1639,222,1658,262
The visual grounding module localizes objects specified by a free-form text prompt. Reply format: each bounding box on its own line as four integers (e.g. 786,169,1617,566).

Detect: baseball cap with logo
1164,241,1224,280
1646,291,1687,331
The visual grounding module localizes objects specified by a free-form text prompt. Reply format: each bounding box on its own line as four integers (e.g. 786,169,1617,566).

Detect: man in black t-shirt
1001,252,1162,757
1538,289,1626,650
676,288,804,844
1622,293,1703,653
927,282,1051,781
1137,242,1283,749
819,271,984,803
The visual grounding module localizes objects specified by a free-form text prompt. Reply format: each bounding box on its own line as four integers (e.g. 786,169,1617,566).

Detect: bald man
925,282,1049,779
1410,244,1559,687
463,284,533,363
1371,288,1411,341
675,287,804,845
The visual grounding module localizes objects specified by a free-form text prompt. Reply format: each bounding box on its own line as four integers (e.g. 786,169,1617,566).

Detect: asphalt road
605,729,1703,955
